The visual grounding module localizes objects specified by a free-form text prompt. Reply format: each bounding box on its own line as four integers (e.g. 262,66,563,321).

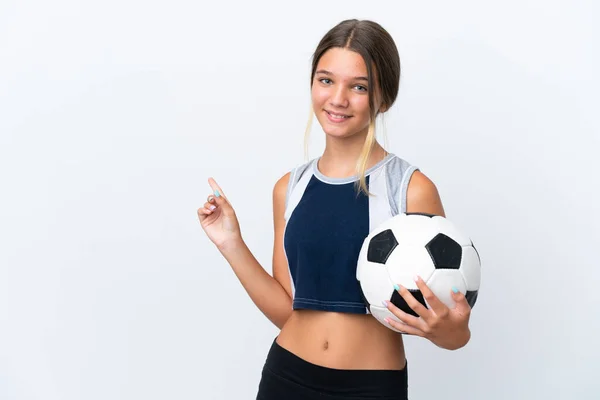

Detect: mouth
325,110,352,123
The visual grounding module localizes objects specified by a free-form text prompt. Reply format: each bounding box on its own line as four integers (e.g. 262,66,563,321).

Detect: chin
320,123,365,139
322,128,355,138
316,119,359,139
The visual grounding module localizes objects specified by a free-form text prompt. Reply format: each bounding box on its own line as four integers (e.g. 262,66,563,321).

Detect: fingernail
394,284,400,291
384,317,391,324
382,300,388,307
452,286,459,294
209,205,216,211
214,190,221,197
413,275,420,282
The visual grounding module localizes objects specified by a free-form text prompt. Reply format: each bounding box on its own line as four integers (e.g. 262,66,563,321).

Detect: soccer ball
356,213,481,333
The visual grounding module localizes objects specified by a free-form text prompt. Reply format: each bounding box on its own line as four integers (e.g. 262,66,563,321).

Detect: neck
318,131,387,179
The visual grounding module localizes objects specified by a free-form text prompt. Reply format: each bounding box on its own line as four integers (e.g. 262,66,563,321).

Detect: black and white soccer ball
356,213,481,333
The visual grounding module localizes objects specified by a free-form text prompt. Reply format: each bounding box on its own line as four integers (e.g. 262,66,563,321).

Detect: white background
1,0,598,399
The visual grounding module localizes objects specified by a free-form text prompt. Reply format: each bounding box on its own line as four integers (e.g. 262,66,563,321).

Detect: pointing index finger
208,177,224,198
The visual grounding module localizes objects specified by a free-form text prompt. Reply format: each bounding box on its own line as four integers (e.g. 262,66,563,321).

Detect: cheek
350,96,371,119
311,86,327,108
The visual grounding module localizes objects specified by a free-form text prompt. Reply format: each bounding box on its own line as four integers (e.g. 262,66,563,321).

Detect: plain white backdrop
1,0,598,399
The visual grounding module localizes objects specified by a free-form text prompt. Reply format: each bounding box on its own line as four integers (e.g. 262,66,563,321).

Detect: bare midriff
276,309,406,370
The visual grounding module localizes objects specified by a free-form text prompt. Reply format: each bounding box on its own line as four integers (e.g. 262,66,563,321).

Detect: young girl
198,19,472,400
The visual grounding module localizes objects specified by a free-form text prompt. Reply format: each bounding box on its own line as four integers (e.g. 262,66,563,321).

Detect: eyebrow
315,69,369,82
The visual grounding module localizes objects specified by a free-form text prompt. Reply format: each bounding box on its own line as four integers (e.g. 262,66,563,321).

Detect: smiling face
311,47,381,139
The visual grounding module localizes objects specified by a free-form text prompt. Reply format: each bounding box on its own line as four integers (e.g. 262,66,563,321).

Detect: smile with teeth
326,110,351,120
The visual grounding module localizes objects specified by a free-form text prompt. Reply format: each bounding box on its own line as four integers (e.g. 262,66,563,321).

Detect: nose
330,85,349,108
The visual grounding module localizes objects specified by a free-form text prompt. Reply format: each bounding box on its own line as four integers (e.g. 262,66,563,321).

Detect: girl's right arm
198,176,293,329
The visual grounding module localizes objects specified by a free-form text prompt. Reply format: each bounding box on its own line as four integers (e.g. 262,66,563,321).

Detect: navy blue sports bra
283,153,419,314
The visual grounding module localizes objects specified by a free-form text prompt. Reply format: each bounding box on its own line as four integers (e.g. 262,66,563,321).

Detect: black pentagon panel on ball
391,289,427,318
465,290,478,308
367,229,398,264
426,233,462,269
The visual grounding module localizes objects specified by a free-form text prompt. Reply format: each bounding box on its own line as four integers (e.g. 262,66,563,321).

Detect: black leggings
256,338,408,400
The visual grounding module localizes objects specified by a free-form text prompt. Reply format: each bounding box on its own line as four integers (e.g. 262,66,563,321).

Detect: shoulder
406,170,446,217
274,159,315,198
273,171,291,200
272,171,291,219
272,158,309,202
382,153,416,181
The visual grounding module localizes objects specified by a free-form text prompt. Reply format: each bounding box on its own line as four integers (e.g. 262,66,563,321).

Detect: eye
354,85,368,92
319,78,332,85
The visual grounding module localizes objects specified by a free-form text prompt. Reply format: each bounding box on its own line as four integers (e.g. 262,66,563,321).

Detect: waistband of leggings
264,338,407,397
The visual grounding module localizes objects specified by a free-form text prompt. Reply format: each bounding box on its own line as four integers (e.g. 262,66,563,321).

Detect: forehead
316,48,367,78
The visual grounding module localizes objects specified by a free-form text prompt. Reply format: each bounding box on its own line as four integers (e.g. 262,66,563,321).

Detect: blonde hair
355,117,379,196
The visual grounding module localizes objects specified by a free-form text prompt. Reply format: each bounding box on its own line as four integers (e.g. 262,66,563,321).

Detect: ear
378,102,388,113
